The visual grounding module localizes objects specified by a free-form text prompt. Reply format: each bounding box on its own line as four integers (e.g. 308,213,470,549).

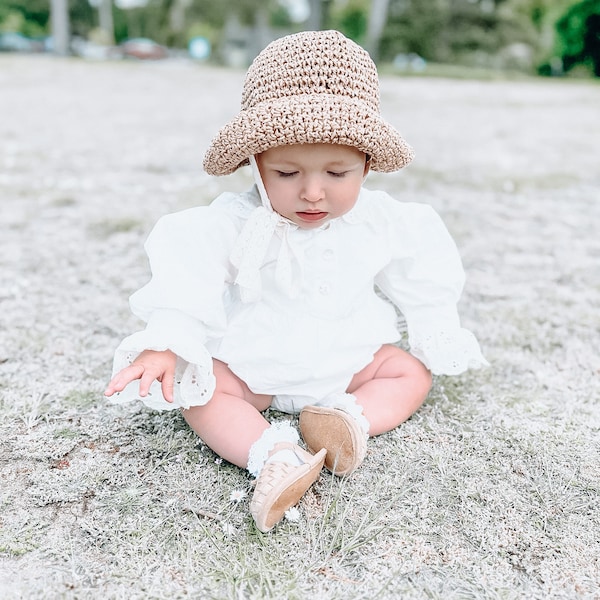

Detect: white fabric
109,185,488,410
229,156,304,303
247,422,300,477
271,392,370,436
271,394,319,413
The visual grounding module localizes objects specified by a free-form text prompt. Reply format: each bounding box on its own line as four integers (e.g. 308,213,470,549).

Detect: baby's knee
418,363,433,395
211,359,272,410
408,352,432,389
389,345,432,392
212,359,244,396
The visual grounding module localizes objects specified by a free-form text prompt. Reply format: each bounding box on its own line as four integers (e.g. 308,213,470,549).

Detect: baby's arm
375,197,487,375
104,349,177,403
106,205,237,409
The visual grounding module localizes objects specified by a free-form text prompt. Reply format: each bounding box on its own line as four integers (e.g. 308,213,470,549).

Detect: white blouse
110,185,488,411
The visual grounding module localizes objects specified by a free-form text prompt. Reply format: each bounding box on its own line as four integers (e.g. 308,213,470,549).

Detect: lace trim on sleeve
409,328,489,376
108,342,216,411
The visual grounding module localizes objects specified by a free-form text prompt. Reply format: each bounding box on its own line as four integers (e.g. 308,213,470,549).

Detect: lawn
0,55,599,599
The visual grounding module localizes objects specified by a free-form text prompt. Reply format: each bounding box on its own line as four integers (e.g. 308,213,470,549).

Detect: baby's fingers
104,364,145,396
138,368,160,398
161,374,175,404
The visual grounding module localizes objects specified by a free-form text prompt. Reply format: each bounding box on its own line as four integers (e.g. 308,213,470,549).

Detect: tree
556,0,600,75
50,0,70,54
98,0,115,44
379,0,546,69
306,0,333,30
365,0,389,60
0,0,49,37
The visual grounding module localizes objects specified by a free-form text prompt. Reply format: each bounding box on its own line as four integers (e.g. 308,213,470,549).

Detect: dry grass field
1,54,599,599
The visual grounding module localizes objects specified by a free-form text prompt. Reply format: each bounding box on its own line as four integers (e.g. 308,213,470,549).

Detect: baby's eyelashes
275,170,347,178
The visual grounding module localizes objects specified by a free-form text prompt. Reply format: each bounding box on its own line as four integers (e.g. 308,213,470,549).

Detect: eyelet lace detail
230,206,305,303
108,349,216,411
230,206,280,303
410,328,489,375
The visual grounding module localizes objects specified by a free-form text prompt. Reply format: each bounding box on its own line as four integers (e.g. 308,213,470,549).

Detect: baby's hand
104,349,177,403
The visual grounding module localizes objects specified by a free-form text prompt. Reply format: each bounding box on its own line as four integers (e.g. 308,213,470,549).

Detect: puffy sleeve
374,198,488,375
109,198,240,410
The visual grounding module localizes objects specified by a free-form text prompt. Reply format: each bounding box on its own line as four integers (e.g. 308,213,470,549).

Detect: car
119,38,168,60
0,32,44,53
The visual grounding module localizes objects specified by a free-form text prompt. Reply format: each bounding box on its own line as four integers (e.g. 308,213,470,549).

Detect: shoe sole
299,406,367,476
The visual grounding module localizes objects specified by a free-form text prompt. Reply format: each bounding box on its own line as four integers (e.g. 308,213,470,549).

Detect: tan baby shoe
299,406,367,476
250,442,326,533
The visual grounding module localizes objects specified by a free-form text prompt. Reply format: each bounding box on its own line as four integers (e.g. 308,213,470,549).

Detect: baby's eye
327,171,347,178
276,171,297,178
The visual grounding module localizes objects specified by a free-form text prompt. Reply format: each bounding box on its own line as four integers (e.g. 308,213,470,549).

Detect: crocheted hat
203,30,414,176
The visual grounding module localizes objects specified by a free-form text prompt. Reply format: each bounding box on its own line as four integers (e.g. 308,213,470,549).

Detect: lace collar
229,157,368,302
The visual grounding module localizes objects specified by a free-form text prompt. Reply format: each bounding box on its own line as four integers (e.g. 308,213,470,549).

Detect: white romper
110,184,488,412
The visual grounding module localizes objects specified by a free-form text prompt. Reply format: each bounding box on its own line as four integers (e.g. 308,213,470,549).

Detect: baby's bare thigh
346,344,429,393
212,359,272,410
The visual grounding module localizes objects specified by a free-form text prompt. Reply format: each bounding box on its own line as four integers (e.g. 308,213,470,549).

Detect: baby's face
256,144,369,229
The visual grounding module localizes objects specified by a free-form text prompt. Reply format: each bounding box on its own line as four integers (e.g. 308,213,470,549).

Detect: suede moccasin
250,442,326,532
299,406,367,476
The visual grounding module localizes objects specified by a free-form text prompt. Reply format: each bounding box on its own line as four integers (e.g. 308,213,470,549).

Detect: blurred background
0,0,599,78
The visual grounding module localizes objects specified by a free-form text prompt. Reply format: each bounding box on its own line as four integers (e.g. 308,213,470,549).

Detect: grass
379,61,537,81
1,55,599,599
88,217,146,239
4,383,597,598
379,60,600,83
2,398,598,596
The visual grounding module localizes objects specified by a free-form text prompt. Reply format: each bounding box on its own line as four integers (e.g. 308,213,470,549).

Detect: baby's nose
301,178,324,202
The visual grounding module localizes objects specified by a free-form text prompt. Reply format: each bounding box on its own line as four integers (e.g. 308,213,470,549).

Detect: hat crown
241,30,380,113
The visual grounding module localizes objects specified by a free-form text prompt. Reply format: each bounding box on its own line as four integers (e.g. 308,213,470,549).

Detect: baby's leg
299,344,431,475
184,359,326,533
347,344,432,436
182,359,272,469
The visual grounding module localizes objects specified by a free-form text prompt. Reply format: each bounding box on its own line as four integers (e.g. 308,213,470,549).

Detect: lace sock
246,422,300,477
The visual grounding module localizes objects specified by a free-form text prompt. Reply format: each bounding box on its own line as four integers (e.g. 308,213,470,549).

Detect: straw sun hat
203,30,414,176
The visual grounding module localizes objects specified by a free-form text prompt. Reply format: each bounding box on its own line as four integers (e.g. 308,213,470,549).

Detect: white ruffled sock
317,392,370,437
246,422,300,478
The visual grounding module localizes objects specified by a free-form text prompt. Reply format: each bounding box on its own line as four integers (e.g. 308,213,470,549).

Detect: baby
105,30,487,532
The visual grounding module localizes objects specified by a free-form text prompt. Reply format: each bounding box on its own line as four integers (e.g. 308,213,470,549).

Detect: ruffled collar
229,157,368,302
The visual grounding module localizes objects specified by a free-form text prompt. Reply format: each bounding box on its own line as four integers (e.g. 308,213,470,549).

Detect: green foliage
271,4,294,28
0,9,23,33
0,0,48,36
186,21,218,46
0,0,95,37
185,0,228,29
69,0,95,38
380,0,537,65
0,0,48,26
2,0,595,77
556,0,600,61
330,0,369,43
219,0,277,27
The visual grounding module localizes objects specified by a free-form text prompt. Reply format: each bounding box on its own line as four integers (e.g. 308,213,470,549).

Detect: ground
0,55,599,599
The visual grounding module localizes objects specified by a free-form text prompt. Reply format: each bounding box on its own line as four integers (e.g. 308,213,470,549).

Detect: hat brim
203,94,414,176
